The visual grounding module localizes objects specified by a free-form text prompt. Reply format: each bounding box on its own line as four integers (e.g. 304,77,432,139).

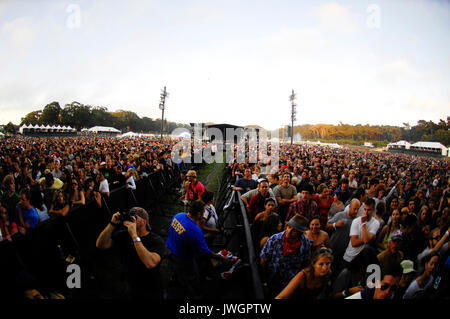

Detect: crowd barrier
0,162,202,299
218,176,264,299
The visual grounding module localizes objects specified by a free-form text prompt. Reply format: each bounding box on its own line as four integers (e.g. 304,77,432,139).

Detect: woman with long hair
251,198,282,253
305,218,330,255
69,178,85,209
376,209,401,253
313,183,334,230
276,248,334,299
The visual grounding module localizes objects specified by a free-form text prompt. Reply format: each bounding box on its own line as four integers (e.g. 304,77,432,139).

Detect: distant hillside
279,119,450,147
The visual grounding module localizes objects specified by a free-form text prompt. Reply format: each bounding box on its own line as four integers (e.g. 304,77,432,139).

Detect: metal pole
159,86,168,140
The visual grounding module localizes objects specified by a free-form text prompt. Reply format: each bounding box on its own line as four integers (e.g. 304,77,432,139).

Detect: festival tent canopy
387,140,411,148
410,141,448,156
118,131,138,138
88,126,121,133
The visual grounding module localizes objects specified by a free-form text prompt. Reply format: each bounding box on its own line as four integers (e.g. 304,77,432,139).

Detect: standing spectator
377,209,401,253
96,170,110,198
326,198,361,273
96,207,168,298
260,214,311,298
343,198,380,264
16,189,39,234
233,168,257,193
251,198,282,254
327,191,346,220
166,201,228,298
29,186,49,223
51,159,63,180
48,190,70,217
110,165,126,190
1,174,20,223
84,178,102,208
68,178,85,209
313,183,334,230
403,253,440,299
416,226,449,275
332,178,352,204
39,172,64,191
275,248,333,299
305,218,330,255
0,205,18,241
377,230,404,273
184,170,205,205
395,259,416,299
199,190,221,247
273,173,298,224
125,168,137,190
286,183,319,223
248,180,274,221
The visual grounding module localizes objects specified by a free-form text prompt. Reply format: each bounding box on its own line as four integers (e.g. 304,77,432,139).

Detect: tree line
281,117,450,147
18,101,191,133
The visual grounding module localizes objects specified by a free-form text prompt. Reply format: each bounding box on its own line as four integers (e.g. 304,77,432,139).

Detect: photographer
96,207,168,298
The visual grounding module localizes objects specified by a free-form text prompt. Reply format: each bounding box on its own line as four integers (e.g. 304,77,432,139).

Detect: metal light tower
159,86,169,139
289,89,297,145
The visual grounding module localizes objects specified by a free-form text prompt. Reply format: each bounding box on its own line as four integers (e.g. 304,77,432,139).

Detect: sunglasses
433,235,441,240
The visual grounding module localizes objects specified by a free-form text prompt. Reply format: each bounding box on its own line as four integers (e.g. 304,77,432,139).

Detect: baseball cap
400,260,415,274
129,207,149,222
390,229,403,242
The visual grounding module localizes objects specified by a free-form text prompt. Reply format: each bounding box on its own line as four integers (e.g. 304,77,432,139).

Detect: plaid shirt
260,231,312,291
286,199,319,223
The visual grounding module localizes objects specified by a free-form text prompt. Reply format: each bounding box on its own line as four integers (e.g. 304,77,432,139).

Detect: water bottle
433,275,441,290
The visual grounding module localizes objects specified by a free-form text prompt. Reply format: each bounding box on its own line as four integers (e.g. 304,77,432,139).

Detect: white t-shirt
126,176,136,190
343,216,380,262
203,204,219,229
99,178,110,194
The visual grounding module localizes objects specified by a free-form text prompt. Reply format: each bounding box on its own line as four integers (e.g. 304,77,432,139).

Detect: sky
0,0,449,131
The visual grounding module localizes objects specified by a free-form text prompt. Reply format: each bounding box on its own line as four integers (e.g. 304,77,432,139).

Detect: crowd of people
0,136,178,242
228,143,449,299
1,135,449,300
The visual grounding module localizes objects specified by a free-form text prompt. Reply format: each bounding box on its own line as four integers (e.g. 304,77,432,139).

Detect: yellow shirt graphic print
171,218,186,235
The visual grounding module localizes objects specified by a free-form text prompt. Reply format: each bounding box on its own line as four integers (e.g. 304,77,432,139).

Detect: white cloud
312,2,361,33
1,17,36,53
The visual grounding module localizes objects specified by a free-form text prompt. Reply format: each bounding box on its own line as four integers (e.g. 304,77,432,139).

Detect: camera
118,209,137,223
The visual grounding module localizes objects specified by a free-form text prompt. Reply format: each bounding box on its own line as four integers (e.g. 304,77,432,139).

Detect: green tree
20,110,42,125
40,102,62,124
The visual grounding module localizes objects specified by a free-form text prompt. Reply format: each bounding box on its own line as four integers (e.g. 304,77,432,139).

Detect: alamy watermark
66,4,81,29
66,264,81,289
366,4,381,29
171,124,280,173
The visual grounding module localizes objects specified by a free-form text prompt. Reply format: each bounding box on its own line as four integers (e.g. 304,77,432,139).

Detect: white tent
88,126,121,133
19,124,27,134
410,141,448,156
118,131,138,138
388,140,411,149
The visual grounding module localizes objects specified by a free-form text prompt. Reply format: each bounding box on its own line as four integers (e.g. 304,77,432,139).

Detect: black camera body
118,209,136,223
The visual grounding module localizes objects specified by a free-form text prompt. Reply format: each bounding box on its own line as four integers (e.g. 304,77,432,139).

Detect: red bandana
282,232,301,257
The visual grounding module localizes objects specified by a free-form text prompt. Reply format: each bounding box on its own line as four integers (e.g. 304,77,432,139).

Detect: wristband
110,221,120,227
342,290,347,297
333,223,336,230
446,231,449,237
